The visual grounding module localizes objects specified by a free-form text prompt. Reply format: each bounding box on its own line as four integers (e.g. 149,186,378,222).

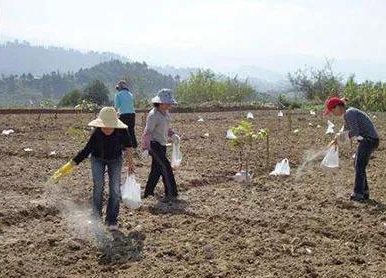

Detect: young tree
288,59,343,101
83,80,110,105
58,89,82,107
228,120,269,184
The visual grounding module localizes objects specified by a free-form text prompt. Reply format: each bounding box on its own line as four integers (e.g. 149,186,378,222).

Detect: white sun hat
88,107,127,129
151,88,177,104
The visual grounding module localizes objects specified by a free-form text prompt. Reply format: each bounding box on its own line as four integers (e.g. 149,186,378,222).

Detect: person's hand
52,160,75,182
172,134,181,144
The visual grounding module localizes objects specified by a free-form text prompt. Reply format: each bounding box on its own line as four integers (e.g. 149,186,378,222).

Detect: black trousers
119,113,138,148
354,138,379,199
145,141,178,197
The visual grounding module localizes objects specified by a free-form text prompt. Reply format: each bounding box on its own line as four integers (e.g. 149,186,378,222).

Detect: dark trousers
145,141,178,197
354,138,379,198
119,113,138,148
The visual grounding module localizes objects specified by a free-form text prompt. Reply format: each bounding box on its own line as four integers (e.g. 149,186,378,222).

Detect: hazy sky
1,0,386,72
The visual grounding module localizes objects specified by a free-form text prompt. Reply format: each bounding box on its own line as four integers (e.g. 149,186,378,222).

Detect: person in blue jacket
114,80,138,148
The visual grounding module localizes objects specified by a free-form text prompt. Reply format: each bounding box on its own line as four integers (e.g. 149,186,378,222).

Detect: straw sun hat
88,107,127,129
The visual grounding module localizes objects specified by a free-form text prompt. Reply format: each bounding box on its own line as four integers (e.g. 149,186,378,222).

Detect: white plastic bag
233,170,251,183
247,112,254,119
171,141,182,168
270,158,290,176
310,110,316,115
326,120,335,134
198,117,204,122
278,111,284,117
2,129,14,135
121,175,142,209
321,146,339,168
226,129,237,140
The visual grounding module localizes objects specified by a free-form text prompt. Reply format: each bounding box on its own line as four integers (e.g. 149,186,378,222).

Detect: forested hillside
0,40,128,75
0,60,177,105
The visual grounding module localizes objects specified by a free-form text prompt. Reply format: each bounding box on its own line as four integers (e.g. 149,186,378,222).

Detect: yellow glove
52,161,75,182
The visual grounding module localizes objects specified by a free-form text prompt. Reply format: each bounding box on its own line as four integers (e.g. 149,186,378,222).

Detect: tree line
287,60,386,111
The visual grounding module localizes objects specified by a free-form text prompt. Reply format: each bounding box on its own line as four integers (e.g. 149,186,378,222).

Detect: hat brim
151,96,177,104
88,118,127,129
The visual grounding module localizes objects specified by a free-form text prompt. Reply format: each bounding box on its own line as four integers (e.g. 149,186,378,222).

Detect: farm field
1,110,386,278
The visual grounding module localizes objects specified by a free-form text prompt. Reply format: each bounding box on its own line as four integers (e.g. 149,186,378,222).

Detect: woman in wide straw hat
71,107,135,231
141,89,180,202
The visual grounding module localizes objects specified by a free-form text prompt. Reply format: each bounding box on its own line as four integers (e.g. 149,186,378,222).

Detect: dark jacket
73,128,132,164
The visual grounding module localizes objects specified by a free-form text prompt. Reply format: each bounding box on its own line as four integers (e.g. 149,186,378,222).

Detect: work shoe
350,194,366,203
143,192,154,199
160,195,179,204
364,191,370,200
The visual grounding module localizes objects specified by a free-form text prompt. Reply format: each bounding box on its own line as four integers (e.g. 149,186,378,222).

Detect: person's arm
73,130,96,164
141,113,156,150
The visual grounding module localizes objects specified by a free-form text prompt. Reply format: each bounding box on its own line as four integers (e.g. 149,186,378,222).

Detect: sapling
228,120,269,184
287,108,293,132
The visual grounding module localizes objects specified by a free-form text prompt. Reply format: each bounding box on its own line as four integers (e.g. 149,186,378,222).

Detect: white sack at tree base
270,158,290,176
121,174,142,209
226,129,237,140
234,170,251,183
171,140,182,168
326,120,335,134
247,112,254,119
321,146,339,168
278,111,284,117
2,129,14,135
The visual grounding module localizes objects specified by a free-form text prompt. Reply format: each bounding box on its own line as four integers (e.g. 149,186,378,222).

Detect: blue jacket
114,89,135,115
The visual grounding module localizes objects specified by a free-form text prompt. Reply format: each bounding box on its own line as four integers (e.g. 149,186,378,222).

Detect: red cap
324,96,345,116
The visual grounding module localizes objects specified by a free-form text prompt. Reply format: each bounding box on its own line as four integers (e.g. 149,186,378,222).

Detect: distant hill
0,40,130,75
152,65,200,80
0,60,177,105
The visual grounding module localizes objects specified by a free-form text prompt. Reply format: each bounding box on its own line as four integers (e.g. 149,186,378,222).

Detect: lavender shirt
142,108,174,149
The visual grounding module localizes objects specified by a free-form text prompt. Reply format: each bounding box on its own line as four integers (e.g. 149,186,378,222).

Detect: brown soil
1,110,386,278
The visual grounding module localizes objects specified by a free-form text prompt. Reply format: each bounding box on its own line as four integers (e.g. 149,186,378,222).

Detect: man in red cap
324,96,379,202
